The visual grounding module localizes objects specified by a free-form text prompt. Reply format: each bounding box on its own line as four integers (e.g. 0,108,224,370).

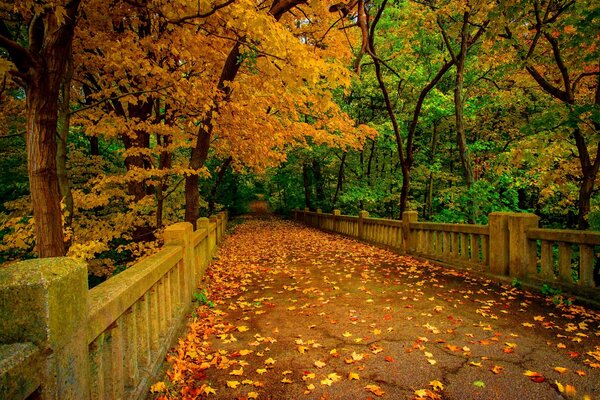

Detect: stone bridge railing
294,209,599,301
0,212,228,400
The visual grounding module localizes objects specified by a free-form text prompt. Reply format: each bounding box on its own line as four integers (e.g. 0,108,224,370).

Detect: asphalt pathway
152,217,600,400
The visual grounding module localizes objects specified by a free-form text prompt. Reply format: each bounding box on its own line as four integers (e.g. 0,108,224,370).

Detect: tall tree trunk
90,136,100,156
312,159,325,207
156,134,172,229
366,139,375,185
424,120,439,220
454,12,475,189
57,53,74,233
1,2,84,257
208,156,233,215
573,126,600,230
333,152,347,206
302,163,312,210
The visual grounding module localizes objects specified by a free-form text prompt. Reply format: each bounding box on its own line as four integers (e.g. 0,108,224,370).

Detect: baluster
123,308,138,391
579,244,595,287
137,294,151,368
460,233,468,259
89,334,105,400
540,241,554,279
158,277,167,336
108,322,125,399
470,234,480,264
451,233,459,259
149,287,160,353
481,235,489,267
558,242,573,283
436,231,443,257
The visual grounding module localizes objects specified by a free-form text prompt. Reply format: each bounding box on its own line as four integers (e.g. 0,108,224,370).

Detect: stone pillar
401,211,418,253
358,210,369,240
333,209,341,233
196,217,211,268
488,212,511,275
507,213,539,278
0,258,90,399
164,222,195,297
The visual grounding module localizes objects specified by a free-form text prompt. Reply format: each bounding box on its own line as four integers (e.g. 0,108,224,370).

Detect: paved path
153,217,600,400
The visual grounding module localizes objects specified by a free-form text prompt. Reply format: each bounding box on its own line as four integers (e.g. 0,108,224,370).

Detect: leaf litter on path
151,216,600,399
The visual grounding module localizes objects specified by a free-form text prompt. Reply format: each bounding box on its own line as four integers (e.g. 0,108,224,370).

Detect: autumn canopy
0,0,598,275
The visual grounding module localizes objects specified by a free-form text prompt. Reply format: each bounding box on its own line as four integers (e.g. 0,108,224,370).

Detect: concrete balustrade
0,211,228,400
294,209,599,300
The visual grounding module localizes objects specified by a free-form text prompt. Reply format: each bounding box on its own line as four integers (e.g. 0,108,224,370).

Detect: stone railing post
196,217,211,268
209,216,219,255
303,207,309,225
401,211,418,253
488,212,511,276
164,222,195,297
507,213,539,279
216,213,224,243
333,209,341,233
0,258,90,399
358,210,369,240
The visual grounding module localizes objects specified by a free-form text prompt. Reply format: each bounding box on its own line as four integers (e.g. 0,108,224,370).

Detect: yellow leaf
226,381,240,389
366,384,385,396
150,381,167,393
320,378,333,386
281,377,292,384
428,358,437,365
469,361,482,367
314,360,326,368
429,380,444,391
264,358,276,365
237,326,250,332
204,386,217,395
522,322,534,328
343,331,353,337
328,373,342,382
554,367,568,374
248,392,259,399
240,349,253,356
297,345,308,354
230,368,244,376
303,372,316,381
490,365,504,374
349,372,360,380
256,368,267,375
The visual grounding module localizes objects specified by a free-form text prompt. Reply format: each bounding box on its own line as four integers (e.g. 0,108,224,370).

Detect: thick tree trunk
26,61,70,257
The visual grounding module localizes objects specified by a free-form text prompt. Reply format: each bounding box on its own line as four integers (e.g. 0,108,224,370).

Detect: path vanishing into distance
150,216,600,400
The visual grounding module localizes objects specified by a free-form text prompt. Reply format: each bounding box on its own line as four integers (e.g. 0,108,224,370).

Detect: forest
0,0,598,283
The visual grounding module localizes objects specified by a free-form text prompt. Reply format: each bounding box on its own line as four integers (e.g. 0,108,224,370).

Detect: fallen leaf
226,381,240,389
349,372,360,380
365,384,385,396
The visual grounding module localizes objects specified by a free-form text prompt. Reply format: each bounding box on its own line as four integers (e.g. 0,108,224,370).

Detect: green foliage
193,290,215,307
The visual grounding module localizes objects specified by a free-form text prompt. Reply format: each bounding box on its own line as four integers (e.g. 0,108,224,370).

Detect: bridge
1,210,599,399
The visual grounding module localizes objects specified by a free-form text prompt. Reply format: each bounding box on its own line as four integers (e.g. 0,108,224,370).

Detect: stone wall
0,211,228,400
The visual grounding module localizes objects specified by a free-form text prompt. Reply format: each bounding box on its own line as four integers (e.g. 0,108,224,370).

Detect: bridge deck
153,217,600,400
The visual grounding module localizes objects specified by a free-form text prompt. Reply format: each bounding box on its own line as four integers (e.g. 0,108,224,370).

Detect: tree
0,0,83,257
502,0,599,228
